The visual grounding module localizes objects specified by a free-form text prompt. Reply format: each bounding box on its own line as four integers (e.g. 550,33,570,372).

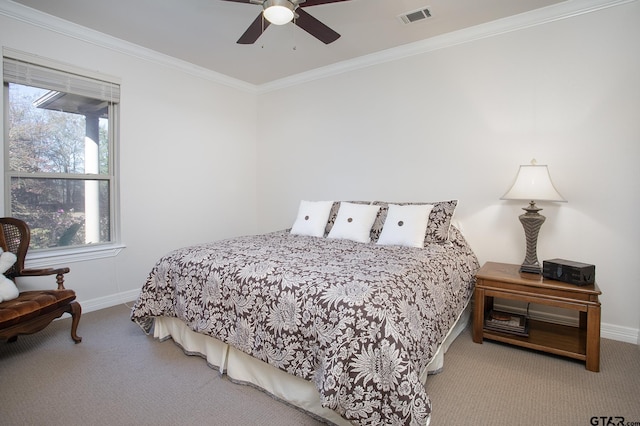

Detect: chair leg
69,301,82,343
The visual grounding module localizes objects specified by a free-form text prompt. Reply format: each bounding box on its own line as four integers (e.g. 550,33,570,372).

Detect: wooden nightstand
473,262,601,372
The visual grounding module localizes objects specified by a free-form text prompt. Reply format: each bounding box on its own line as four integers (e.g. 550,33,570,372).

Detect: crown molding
0,0,256,93
257,0,636,93
1,0,635,94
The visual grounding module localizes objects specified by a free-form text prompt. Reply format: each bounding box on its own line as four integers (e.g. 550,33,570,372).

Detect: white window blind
3,56,120,103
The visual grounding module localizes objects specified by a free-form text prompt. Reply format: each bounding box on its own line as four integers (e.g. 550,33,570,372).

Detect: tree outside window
4,58,118,251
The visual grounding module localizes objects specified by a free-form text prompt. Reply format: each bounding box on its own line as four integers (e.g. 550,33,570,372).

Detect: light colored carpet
1,303,639,426
426,327,640,425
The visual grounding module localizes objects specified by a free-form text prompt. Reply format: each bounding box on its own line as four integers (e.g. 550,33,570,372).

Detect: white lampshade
263,0,295,25
501,161,566,202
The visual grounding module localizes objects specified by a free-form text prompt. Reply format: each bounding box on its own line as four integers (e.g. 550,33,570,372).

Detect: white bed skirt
153,302,471,425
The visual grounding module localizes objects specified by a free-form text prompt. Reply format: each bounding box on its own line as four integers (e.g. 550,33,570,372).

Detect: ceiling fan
222,0,351,45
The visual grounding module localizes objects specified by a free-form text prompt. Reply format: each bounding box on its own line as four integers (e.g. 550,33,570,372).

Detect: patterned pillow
372,200,458,244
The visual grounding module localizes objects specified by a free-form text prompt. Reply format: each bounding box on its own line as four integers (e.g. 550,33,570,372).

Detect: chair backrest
0,217,31,279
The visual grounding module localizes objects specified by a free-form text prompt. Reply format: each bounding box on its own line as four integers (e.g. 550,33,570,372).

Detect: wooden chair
0,217,81,343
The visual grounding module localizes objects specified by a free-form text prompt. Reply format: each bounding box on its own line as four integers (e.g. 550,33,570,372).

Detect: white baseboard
601,323,640,345
79,289,140,314
494,302,639,345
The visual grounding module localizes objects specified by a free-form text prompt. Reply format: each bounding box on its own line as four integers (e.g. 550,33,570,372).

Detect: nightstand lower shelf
483,318,587,361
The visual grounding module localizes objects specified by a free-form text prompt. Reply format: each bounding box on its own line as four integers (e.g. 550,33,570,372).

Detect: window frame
2,48,123,263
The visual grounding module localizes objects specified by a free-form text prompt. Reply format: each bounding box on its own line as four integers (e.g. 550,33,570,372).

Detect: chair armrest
16,267,70,289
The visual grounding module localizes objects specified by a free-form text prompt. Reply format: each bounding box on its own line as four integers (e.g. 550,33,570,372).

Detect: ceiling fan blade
300,0,351,6
294,8,340,44
237,13,270,44
220,0,255,3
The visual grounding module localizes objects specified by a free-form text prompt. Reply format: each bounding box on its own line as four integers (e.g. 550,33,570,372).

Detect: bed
131,200,479,425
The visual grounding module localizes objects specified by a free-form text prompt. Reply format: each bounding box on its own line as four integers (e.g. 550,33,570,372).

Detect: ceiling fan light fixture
263,0,295,25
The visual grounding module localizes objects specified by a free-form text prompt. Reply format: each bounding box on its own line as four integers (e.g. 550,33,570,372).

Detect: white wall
255,2,640,342
0,12,259,308
1,1,638,344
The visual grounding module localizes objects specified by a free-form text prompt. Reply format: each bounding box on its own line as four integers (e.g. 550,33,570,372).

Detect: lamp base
518,201,546,275
519,263,542,274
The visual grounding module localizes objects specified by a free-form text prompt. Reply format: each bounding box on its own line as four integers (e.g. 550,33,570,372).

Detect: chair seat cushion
0,290,76,329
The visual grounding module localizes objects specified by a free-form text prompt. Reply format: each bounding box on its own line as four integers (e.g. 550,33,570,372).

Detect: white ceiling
11,0,567,85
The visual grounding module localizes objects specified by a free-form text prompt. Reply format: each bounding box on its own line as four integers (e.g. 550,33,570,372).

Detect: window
3,51,120,252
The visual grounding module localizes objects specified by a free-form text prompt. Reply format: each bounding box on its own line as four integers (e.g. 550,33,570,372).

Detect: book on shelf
484,310,529,337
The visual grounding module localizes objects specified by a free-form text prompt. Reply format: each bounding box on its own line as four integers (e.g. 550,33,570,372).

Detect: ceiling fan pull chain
261,13,266,48
292,15,297,50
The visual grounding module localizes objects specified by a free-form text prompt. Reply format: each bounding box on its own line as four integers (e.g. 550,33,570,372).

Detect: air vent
398,7,432,24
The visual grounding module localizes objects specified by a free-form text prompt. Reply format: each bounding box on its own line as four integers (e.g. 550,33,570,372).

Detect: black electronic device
542,258,595,286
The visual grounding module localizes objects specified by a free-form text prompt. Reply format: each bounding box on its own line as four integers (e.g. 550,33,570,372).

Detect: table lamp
501,159,566,274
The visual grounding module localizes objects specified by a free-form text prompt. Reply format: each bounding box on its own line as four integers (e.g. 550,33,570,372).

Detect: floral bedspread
131,226,479,425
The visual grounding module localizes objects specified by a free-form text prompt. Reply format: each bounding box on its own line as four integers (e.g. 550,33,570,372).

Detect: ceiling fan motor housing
263,0,296,25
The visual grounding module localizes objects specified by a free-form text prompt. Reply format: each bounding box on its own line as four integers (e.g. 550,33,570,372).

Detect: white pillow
327,202,380,243
290,200,334,237
377,204,434,248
